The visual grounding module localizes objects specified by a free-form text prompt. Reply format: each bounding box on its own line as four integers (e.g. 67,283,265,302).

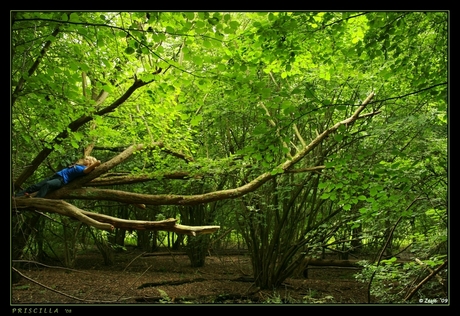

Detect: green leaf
193,56,203,66
195,20,205,29
191,115,203,126
22,134,31,144
102,84,113,93
74,132,83,141
369,187,378,196
69,12,80,22
208,17,219,25
359,208,367,215
254,153,262,161
381,257,397,265
334,134,344,142
125,47,135,55
185,12,195,20
229,21,240,30
270,168,284,175
291,87,302,94
318,182,328,189
304,89,315,98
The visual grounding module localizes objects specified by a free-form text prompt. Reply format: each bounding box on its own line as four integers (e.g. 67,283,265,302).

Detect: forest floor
10,247,406,306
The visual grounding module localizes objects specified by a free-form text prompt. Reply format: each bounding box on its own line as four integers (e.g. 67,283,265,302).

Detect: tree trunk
186,234,209,268
151,231,158,251
350,226,363,252
137,230,151,252
11,211,41,283
181,204,213,267
89,227,114,266
172,234,184,250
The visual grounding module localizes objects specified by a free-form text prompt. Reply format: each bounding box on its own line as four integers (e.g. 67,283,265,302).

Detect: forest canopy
11,11,448,297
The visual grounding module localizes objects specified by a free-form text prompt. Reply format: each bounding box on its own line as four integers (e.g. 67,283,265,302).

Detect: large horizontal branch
12,198,219,235
87,165,323,187
50,92,376,206
12,198,114,231
78,211,219,236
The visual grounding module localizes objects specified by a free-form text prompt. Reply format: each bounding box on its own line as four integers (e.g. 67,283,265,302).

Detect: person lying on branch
14,156,101,198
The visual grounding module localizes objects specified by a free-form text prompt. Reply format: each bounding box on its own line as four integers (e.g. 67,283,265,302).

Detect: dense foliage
11,11,448,302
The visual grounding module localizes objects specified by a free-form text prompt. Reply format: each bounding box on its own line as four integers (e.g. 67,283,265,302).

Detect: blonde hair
76,156,97,165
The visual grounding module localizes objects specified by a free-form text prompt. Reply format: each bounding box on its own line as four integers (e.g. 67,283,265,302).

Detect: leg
15,177,52,197
36,178,64,198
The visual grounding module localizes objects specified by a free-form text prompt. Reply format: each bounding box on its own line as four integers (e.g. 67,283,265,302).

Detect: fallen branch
142,252,187,257
138,277,206,289
304,257,411,268
123,251,147,272
403,260,447,302
12,260,93,275
12,267,96,303
134,291,261,303
415,258,444,285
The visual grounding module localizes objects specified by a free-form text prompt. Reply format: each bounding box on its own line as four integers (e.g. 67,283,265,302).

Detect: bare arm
83,160,101,174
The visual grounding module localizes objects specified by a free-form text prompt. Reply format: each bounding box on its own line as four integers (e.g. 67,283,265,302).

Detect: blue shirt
56,164,86,184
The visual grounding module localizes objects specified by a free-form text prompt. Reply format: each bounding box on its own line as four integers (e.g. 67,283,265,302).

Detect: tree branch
13,198,114,231
87,171,200,186
50,92,376,206
259,102,293,158
285,166,325,173
12,92,375,233
12,198,220,235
